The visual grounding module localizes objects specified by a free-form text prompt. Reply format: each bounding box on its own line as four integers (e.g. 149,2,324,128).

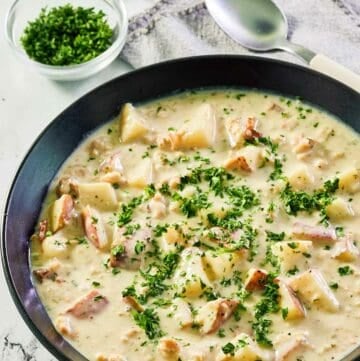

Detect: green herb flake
21,4,113,66
338,266,353,276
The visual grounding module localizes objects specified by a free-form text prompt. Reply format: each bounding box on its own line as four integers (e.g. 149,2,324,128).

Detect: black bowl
2,55,360,361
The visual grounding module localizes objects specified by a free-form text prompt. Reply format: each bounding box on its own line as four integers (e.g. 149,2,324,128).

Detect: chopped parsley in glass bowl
5,0,128,80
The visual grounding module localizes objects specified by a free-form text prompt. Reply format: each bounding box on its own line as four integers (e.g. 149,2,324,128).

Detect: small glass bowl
5,0,128,81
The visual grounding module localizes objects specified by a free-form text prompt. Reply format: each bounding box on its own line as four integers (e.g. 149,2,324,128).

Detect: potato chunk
119,103,149,143
289,269,339,311
288,166,314,190
78,182,118,210
82,206,108,250
277,280,306,320
203,251,242,281
244,268,268,291
195,298,238,334
174,248,212,298
292,222,337,242
331,237,359,262
172,298,193,329
216,333,272,361
326,198,354,220
50,194,73,232
158,104,217,150
339,168,360,194
42,234,70,259
272,241,312,273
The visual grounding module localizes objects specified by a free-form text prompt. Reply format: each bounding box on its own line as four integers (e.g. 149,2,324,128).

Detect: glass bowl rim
4,0,128,74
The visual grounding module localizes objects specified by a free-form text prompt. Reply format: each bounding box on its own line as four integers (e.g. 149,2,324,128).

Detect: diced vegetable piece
78,182,117,210
277,280,306,320
272,241,313,273
172,298,193,329
244,268,268,291
224,156,252,172
159,227,185,252
338,168,360,194
180,103,217,149
42,234,70,258
157,337,181,360
292,222,337,242
326,198,354,220
203,252,242,281
331,237,359,262
174,248,212,298
289,269,339,311
119,103,149,143
50,194,74,232
148,193,167,219
55,315,77,339
99,152,124,173
110,226,151,270
66,290,108,319
288,166,314,190
195,298,238,334
127,159,155,189
216,333,272,361
82,206,108,249
275,334,308,361
158,104,217,150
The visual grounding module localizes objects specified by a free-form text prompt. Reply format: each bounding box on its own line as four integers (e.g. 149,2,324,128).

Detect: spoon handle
309,54,360,93
278,39,360,92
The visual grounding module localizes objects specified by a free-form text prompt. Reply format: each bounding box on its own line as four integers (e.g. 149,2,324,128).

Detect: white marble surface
0,0,156,359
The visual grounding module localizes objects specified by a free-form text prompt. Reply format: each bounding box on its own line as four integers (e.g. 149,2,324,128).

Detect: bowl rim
4,0,128,73
1,54,359,361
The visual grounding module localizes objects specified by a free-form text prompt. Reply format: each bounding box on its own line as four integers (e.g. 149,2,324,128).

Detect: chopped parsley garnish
134,241,146,255
92,281,101,288
266,231,285,242
111,244,125,257
21,4,113,66
338,266,353,276
280,178,339,221
252,274,280,347
131,308,164,340
117,196,143,226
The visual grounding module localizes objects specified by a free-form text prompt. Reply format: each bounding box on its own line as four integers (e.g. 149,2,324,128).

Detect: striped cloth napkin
121,0,360,74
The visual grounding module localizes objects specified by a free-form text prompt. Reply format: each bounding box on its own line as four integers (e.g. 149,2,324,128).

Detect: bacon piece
66,290,108,319
292,222,337,242
243,117,262,140
244,268,268,291
33,268,58,283
38,220,48,242
224,155,251,172
51,194,74,232
82,206,108,249
196,299,238,334
56,176,79,198
110,227,151,270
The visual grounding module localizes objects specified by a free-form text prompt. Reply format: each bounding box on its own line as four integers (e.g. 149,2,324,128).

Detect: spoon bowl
206,0,288,51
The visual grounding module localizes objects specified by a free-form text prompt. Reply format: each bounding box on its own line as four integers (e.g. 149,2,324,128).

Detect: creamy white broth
31,90,360,361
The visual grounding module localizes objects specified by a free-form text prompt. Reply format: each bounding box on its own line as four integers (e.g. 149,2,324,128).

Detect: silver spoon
206,0,360,92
